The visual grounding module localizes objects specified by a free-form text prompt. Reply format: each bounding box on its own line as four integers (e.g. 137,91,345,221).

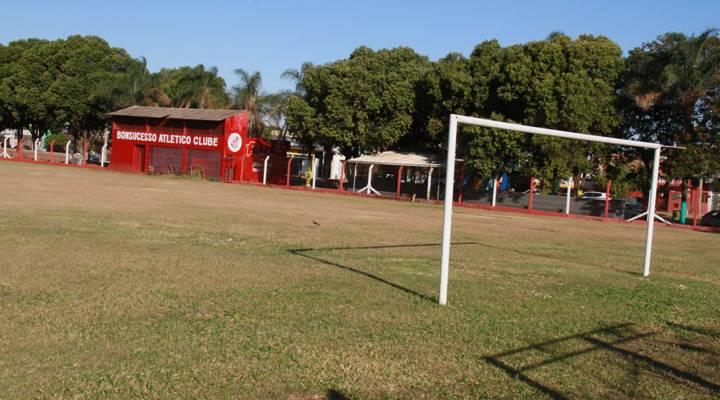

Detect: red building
109,106,287,183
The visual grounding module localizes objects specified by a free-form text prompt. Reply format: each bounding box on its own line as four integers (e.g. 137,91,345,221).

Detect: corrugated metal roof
347,151,445,168
109,106,244,121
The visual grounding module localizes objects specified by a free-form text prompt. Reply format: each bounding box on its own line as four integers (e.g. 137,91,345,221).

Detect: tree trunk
551,167,559,195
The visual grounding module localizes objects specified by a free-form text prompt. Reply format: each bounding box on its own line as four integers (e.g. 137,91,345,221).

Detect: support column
352,164,358,192
339,160,346,192
426,167,433,200
396,166,403,198
49,141,56,163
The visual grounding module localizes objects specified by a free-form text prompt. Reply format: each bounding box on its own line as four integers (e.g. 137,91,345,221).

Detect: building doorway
134,145,146,172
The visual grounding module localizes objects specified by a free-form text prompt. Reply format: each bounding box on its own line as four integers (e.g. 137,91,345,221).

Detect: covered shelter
109,106,264,181
347,151,445,199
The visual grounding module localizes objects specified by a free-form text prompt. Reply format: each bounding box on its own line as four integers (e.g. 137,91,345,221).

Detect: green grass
1,162,719,399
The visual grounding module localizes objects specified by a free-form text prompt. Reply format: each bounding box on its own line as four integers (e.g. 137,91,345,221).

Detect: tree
0,38,59,139
281,61,314,96
525,34,624,192
148,65,229,109
621,29,720,204
284,94,317,153
48,36,144,149
433,35,624,188
290,46,431,153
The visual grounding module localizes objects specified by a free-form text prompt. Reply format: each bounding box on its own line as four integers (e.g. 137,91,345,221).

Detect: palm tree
281,62,314,95
626,29,719,116
231,68,265,135
623,29,720,211
143,87,173,107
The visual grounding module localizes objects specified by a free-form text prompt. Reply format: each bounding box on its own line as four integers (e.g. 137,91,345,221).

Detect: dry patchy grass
0,162,719,399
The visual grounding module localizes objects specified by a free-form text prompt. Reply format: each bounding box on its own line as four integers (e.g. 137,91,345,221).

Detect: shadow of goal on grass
288,242,478,303
483,323,720,399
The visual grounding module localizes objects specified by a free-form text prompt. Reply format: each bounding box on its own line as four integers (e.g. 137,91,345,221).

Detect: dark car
623,201,644,219
700,210,720,227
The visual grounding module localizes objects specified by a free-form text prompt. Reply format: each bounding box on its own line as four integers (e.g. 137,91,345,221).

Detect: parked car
623,201,644,219
700,210,720,227
582,191,609,201
559,178,574,189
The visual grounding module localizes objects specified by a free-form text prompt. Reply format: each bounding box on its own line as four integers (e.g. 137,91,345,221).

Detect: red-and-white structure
109,106,288,183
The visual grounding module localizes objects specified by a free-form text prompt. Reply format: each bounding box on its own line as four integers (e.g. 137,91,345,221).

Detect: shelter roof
347,151,445,168
109,106,244,121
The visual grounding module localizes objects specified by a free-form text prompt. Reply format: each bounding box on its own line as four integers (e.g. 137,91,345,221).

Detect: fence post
312,158,318,189
286,156,293,186
1,137,9,159
491,176,498,207
34,139,40,161
528,176,535,210
693,179,703,226
65,141,71,164
49,141,56,163
100,143,107,167
263,155,270,185
17,138,24,160
565,177,572,215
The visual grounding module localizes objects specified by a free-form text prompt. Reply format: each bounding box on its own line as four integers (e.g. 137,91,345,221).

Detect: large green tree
423,35,624,188
0,38,59,138
287,46,431,153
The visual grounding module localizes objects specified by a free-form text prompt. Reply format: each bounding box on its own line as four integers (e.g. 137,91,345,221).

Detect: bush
45,133,70,149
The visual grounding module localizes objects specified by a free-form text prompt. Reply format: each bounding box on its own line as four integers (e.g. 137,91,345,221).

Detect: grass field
1,161,719,399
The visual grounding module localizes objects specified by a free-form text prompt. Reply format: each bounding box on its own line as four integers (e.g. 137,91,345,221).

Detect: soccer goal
438,114,663,305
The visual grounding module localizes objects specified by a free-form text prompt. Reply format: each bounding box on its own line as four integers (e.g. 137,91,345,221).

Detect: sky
2,0,719,93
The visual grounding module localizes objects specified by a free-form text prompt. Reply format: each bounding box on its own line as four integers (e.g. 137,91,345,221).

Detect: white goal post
439,114,663,305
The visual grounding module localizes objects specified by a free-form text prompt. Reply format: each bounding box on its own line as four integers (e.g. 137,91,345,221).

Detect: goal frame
439,114,662,305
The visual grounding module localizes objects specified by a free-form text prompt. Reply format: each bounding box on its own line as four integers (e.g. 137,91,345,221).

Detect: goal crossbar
439,114,662,305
